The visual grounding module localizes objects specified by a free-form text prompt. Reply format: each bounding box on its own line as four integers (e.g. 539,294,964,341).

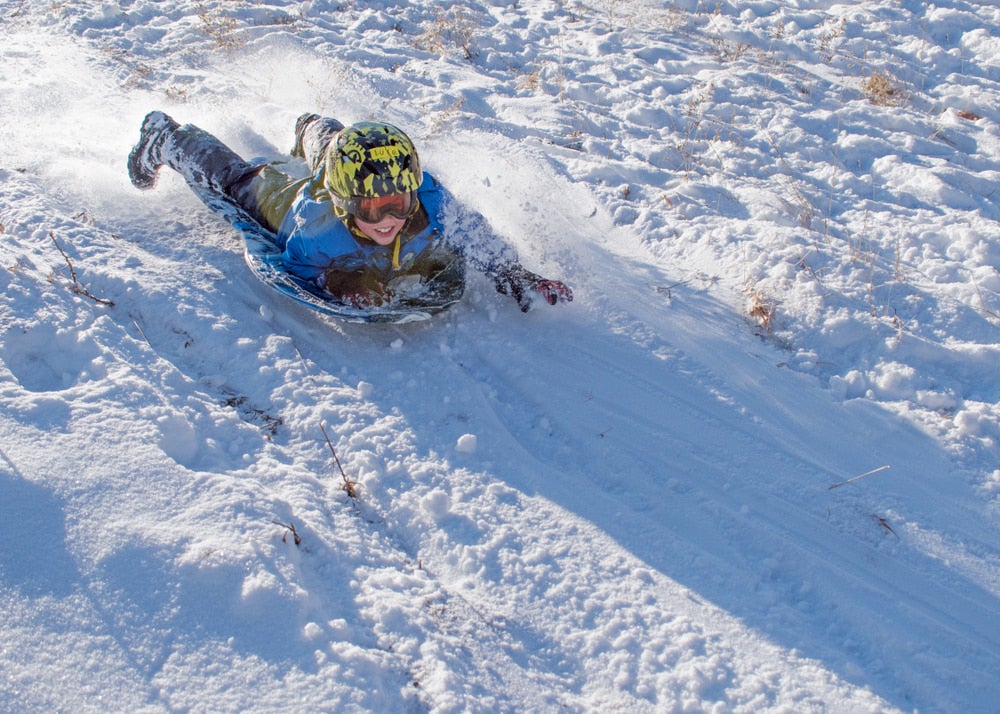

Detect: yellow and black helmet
325,122,422,209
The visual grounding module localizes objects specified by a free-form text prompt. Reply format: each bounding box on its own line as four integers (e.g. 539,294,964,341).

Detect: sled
193,185,465,324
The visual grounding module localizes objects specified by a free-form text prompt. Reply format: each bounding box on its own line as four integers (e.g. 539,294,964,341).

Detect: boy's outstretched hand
494,264,573,312
533,279,574,306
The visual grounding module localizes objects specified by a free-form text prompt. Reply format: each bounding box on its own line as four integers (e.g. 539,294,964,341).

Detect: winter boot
127,111,180,190
291,113,320,158
291,113,344,172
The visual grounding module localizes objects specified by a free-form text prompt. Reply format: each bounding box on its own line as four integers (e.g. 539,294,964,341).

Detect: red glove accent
340,288,390,309
342,292,374,309
494,264,573,311
534,280,573,306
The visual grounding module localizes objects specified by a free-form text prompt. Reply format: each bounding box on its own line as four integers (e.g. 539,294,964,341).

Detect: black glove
493,264,573,312
324,269,390,309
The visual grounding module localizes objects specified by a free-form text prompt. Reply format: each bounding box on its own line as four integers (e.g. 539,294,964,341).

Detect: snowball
421,488,451,518
455,433,478,454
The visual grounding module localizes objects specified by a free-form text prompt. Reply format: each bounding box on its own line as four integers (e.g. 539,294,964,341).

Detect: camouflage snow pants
158,114,344,233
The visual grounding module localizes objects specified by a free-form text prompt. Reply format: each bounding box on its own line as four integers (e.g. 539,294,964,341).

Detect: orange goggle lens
354,192,415,223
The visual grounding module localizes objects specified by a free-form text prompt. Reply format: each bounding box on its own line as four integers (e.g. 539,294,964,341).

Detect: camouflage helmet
325,122,422,206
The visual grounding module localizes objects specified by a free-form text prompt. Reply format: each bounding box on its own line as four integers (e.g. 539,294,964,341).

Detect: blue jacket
277,170,517,289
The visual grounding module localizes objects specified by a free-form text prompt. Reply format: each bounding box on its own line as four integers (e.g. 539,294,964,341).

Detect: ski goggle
347,192,418,223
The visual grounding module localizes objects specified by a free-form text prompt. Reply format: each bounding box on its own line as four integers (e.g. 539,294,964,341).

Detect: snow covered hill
1,1,998,712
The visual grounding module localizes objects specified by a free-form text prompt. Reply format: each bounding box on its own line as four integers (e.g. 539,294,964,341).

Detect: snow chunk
455,433,478,454
954,405,997,440
156,412,199,467
420,488,451,519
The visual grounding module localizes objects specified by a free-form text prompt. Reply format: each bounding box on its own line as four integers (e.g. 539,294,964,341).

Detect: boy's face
354,213,407,245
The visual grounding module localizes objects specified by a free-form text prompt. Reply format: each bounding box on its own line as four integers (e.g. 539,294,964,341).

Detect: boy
128,111,572,312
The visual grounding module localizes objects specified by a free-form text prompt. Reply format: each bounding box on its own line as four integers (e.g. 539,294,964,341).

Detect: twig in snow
321,423,358,499
872,514,898,537
654,279,690,299
272,520,302,546
131,319,150,344
971,275,1000,323
828,464,891,490
49,232,115,306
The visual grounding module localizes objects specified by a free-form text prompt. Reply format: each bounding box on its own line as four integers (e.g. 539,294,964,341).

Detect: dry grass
746,288,777,334
197,5,247,52
516,68,543,94
416,7,480,61
863,71,905,107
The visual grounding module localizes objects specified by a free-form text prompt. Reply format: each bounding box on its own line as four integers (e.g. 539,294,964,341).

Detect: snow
1,0,999,712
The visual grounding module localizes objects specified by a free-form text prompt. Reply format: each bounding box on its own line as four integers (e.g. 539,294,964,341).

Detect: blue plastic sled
193,185,464,324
